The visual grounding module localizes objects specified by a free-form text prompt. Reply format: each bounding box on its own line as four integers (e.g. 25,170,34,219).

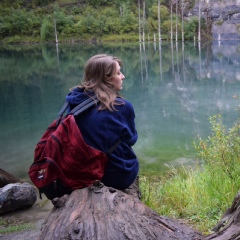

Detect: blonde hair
79,54,124,111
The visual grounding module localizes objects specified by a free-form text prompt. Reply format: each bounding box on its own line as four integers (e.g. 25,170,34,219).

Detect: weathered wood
0,168,24,188
39,181,204,240
206,191,240,240
3,166,240,240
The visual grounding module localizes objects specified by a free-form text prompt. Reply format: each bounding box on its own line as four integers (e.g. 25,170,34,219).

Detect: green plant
140,114,240,233
0,223,34,234
40,17,54,41
215,20,224,26
0,218,34,235
195,114,240,189
0,218,7,225
184,17,198,40
0,0,211,44
149,4,169,21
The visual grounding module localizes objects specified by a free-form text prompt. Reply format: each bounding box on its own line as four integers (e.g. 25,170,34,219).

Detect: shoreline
0,196,52,240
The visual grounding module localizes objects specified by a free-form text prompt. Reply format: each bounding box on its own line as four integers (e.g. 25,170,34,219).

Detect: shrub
184,17,198,40
40,17,54,41
195,114,240,187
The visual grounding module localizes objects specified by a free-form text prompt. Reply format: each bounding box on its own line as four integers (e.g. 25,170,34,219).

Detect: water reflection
0,41,239,179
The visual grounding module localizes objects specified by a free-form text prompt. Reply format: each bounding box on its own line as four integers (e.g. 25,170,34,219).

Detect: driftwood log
206,191,240,240
39,180,204,240
0,168,23,187
2,168,240,239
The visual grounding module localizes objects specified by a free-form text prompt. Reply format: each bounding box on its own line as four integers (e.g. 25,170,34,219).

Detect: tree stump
39,181,204,240
206,191,240,240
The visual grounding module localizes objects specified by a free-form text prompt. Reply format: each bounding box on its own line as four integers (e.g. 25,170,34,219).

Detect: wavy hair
79,54,124,111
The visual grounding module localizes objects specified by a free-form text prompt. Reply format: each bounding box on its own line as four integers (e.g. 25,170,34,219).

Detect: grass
139,166,226,234
0,33,139,44
0,218,35,234
140,114,240,235
1,35,42,44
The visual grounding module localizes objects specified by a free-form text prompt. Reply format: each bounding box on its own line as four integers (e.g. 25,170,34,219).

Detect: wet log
206,191,240,240
0,168,24,188
39,181,204,240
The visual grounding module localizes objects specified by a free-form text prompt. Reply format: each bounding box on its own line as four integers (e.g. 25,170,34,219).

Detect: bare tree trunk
39,181,204,240
0,168,23,187
138,0,141,42
170,1,173,41
198,1,201,41
181,0,184,41
175,0,178,42
171,40,175,73
139,41,144,84
158,0,161,42
54,17,58,44
159,42,163,81
142,0,146,42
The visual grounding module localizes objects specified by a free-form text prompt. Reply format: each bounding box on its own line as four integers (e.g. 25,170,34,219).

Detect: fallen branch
0,168,23,188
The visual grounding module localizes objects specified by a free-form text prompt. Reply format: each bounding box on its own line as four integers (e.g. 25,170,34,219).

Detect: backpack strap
70,95,99,116
106,139,122,155
56,102,70,126
58,101,70,117
56,95,98,125
58,94,120,154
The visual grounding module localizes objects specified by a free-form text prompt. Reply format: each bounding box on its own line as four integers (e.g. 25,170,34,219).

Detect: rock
0,183,37,214
186,0,240,40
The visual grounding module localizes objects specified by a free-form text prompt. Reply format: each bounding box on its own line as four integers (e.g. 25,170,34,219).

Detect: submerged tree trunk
39,181,204,240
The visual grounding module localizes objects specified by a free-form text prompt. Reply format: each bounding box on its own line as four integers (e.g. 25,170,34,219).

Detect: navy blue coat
66,88,139,189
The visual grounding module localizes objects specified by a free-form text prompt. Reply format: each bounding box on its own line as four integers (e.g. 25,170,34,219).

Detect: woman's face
111,61,125,91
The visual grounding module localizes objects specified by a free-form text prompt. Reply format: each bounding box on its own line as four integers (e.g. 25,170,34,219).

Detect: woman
66,54,139,190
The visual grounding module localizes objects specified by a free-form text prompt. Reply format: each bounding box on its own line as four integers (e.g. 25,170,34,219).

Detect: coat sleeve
116,100,138,146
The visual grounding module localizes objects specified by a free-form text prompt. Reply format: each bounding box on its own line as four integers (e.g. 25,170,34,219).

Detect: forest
0,0,203,43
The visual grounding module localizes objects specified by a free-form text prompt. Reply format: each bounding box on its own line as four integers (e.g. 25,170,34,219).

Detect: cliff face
188,0,240,40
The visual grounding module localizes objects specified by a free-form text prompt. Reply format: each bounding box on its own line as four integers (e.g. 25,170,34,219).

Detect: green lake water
0,41,240,180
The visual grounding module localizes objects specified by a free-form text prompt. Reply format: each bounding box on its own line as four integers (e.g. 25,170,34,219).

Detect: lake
0,40,239,180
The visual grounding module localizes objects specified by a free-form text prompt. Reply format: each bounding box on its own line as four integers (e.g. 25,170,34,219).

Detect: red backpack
28,96,119,200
